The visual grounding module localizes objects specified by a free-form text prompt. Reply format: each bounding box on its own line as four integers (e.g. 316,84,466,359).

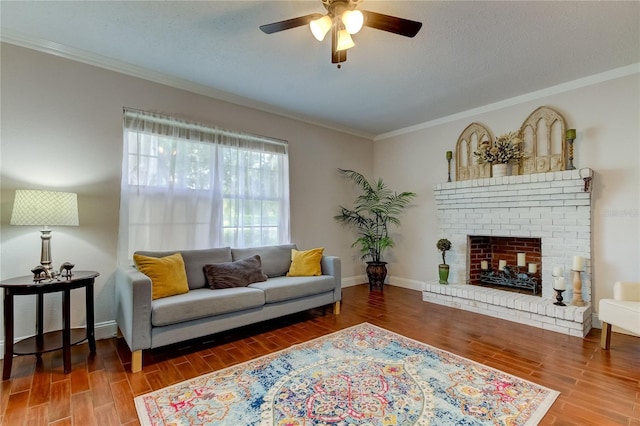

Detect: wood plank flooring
0,284,638,425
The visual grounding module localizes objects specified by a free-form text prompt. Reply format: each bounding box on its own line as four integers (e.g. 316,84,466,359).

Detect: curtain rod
123,107,288,147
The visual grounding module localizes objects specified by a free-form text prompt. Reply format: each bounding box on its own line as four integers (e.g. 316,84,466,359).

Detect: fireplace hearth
425,169,594,337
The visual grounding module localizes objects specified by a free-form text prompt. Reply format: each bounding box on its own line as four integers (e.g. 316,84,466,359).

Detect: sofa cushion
135,247,232,290
151,287,265,327
204,255,268,289
287,248,324,277
133,252,189,300
231,244,297,278
249,275,335,303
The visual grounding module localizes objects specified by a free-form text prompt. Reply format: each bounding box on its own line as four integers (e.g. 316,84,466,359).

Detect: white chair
599,281,640,349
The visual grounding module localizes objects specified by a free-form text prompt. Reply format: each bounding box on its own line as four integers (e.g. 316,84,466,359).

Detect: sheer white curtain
118,109,290,264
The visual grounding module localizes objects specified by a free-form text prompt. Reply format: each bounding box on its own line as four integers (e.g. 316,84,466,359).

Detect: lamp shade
310,15,332,41
11,190,79,226
336,29,355,51
342,10,364,34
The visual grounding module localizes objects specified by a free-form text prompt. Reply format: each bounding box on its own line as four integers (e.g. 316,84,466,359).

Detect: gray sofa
115,244,341,372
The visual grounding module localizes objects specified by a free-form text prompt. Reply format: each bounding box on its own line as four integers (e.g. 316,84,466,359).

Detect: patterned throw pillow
204,255,269,289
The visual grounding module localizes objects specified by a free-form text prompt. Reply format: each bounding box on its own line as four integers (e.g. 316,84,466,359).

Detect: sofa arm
614,281,640,302
321,256,342,302
115,266,153,352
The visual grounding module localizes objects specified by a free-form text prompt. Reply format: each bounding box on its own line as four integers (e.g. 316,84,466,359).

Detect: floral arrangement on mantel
473,132,526,164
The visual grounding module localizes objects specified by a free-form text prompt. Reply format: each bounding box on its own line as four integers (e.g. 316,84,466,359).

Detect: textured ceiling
1,1,639,139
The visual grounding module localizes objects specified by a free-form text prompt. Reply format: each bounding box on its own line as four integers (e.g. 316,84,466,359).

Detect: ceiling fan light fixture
310,15,332,41
342,10,364,34
336,29,355,51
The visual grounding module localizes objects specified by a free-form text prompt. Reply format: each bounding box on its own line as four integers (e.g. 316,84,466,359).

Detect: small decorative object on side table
0,270,99,380
566,129,577,170
446,151,453,182
59,262,75,278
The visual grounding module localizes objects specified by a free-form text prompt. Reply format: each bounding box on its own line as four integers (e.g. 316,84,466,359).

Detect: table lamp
10,190,79,276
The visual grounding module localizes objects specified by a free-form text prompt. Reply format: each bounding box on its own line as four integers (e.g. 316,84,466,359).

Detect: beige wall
374,72,640,324
2,42,637,343
0,43,372,340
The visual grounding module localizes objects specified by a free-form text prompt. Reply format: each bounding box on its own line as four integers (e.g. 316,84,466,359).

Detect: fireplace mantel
426,168,594,336
435,168,593,200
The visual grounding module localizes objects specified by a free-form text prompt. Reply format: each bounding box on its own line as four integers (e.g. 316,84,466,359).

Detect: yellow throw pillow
133,252,190,300
286,248,324,277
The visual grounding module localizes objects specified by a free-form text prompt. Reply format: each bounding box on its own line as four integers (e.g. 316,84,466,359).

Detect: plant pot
492,163,510,177
438,264,450,285
366,261,387,291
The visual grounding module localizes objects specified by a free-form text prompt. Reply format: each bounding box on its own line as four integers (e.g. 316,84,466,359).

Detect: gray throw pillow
204,255,268,289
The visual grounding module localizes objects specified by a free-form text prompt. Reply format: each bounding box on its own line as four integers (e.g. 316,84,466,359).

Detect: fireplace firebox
468,236,541,295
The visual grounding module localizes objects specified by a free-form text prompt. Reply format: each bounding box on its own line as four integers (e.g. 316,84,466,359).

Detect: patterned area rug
135,323,559,425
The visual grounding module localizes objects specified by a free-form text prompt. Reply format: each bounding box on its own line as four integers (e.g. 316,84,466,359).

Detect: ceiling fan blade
331,25,347,64
260,14,322,34
362,11,422,37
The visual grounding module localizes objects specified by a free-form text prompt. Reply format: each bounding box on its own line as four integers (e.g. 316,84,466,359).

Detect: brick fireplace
424,169,594,336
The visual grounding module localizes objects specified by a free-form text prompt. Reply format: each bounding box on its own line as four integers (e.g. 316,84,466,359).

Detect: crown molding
0,29,374,141
374,63,640,141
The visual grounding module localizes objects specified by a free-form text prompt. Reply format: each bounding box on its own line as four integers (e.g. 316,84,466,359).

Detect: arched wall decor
455,122,493,181
519,106,567,174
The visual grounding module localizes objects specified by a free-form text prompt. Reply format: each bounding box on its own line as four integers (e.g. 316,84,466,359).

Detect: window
118,109,290,262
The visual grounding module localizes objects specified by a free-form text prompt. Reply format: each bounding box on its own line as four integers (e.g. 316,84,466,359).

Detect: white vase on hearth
492,163,509,177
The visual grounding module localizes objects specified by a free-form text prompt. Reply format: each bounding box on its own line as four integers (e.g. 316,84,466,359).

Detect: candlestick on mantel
566,128,577,170
446,151,453,183
517,253,526,267
571,270,585,306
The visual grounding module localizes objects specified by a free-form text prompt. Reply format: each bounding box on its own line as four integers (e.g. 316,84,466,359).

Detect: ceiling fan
259,0,422,68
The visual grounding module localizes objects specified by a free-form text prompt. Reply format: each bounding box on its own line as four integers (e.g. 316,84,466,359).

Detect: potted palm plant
334,169,416,290
437,238,452,284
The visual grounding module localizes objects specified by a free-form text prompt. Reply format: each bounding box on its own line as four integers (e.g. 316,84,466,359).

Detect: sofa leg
333,301,341,315
600,322,612,350
131,350,143,373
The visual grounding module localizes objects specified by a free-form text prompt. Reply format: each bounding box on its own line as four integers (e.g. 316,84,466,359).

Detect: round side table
0,271,99,380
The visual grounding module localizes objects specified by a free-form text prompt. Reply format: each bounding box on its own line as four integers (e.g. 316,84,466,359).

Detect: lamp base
40,227,53,276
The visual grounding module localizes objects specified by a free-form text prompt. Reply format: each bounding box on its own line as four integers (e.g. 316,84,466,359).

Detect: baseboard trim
387,277,425,291
341,276,365,288
0,320,118,360
342,275,425,291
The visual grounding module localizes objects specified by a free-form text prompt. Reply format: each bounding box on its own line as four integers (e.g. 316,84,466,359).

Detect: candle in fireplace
528,263,537,274
498,259,506,271
481,260,488,270
517,252,526,267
